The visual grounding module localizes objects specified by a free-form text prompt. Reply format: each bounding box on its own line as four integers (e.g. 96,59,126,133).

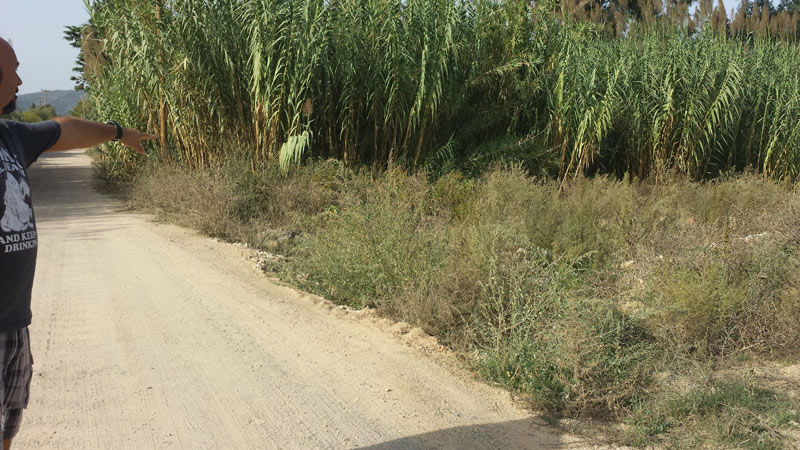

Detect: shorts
0,327,32,440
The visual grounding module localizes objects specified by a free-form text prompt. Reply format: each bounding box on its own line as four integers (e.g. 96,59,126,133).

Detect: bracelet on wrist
106,121,123,141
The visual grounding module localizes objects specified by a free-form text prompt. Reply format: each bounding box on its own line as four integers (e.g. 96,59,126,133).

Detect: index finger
132,142,146,155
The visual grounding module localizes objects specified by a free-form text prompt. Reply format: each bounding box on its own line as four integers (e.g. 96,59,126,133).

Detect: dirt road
15,150,575,449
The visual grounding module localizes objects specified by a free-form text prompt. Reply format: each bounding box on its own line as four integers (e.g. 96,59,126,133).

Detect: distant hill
16,90,86,116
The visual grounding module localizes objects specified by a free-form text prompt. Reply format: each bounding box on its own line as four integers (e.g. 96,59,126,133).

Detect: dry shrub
392,243,483,345
643,239,800,358
222,158,340,228
427,171,478,220
127,157,342,249
546,298,655,419
474,169,635,270
617,174,800,358
130,163,240,239
466,228,655,420
283,169,449,309
626,376,800,448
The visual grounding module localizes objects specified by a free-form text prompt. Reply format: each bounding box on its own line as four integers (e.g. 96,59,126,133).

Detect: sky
0,0,90,95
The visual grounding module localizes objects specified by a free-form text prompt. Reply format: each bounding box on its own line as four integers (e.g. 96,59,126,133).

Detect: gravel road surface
14,150,580,450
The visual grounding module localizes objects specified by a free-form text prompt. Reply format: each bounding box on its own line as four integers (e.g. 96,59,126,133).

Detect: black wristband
106,121,123,141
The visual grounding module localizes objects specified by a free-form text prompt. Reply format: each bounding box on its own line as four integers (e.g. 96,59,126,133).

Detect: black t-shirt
0,119,61,332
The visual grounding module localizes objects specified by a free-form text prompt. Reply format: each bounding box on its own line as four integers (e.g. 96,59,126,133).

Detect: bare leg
3,439,10,450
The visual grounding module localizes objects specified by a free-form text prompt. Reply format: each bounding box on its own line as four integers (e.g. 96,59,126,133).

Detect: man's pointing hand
121,127,157,155
50,117,158,154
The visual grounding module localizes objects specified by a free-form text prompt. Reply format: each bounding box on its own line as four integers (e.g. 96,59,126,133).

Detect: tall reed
81,0,800,182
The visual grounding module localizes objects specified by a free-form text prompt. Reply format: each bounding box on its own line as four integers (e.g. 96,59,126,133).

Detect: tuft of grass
627,377,800,449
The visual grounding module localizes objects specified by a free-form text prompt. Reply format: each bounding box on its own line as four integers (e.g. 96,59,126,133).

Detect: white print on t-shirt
0,147,24,173
0,147,37,253
1,172,33,233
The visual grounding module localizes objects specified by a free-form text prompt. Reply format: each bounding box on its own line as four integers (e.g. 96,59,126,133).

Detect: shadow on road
29,151,118,214
353,418,587,450
26,151,134,241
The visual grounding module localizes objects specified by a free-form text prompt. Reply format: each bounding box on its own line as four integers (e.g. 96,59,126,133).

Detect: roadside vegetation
1,103,57,123
117,158,800,447
76,0,800,446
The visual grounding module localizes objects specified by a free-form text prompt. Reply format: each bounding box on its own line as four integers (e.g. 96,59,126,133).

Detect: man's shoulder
0,119,60,138
0,119,21,136
0,120,34,156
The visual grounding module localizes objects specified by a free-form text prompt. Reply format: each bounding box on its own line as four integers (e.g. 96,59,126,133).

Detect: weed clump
627,378,800,448
286,170,449,309
466,232,655,420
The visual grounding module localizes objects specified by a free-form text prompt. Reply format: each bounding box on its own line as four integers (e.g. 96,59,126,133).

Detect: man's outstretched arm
49,117,156,154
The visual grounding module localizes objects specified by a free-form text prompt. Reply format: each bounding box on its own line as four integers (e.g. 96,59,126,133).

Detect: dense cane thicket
79,0,800,183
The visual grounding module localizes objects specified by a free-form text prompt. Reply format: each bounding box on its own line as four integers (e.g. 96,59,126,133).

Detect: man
0,37,155,449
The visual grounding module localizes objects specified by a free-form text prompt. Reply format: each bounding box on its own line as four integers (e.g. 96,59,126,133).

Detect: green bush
467,230,655,419
284,170,449,309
